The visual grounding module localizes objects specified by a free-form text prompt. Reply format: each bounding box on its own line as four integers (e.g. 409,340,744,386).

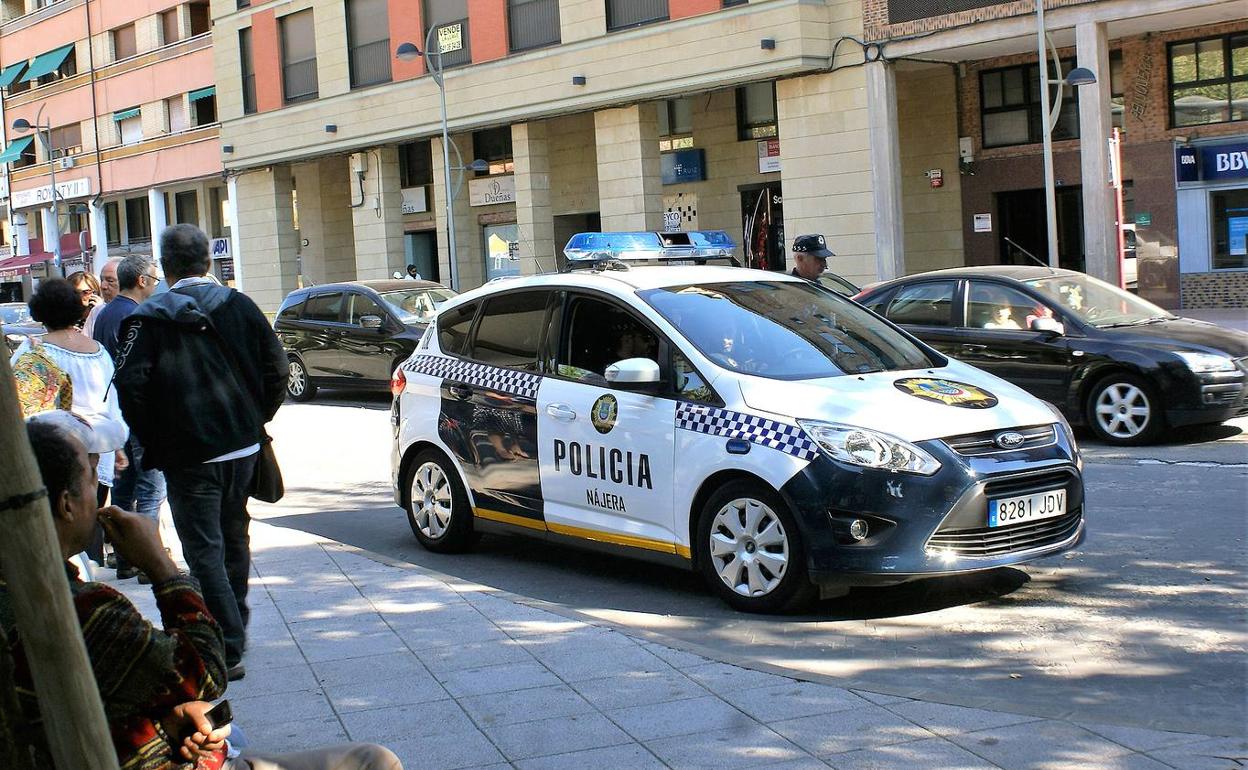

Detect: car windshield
1,305,33,325
1023,274,1175,327
379,288,457,324
817,273,860,297
639,280,937,379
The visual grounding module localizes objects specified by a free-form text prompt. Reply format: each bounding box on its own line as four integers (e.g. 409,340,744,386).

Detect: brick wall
865,0,1095,42
1181,272,1248,309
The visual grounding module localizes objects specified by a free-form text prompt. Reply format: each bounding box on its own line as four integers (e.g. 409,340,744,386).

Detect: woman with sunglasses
67,270,104,328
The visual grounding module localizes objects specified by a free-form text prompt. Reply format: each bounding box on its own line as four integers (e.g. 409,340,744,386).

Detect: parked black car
275,280,456,401
855,266,1248,445
2,302,45,355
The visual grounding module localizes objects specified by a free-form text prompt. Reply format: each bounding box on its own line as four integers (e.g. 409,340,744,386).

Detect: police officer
790,234,835,281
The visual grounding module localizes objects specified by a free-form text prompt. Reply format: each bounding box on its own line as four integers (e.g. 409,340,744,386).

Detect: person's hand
162,701,231,761
114,449,129,473
97,507,178,584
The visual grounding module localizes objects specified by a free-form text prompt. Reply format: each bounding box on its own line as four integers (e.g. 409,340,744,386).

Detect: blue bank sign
1176,141,1248,183
661,149,707,185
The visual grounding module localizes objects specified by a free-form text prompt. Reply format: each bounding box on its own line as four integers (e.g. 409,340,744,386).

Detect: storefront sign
469,175,516,207
663,211,682,231
661,148,706,185
1177,142,1248,183
973,213,992,233
1176,146,1199,183
437,23,463,54
401,186,428,214
11,177,91,210
211,238,231,259
217,257,235,282
1135,212,1152,227
758,139,781,174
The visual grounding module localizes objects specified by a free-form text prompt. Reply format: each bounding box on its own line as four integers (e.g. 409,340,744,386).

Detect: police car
390,231,1084,612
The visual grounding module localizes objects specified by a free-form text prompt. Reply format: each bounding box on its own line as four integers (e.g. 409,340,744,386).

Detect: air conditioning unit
56,155,75,170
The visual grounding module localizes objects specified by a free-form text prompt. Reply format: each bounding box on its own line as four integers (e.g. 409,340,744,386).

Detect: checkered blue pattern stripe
676,403,819,461
404,355,540,400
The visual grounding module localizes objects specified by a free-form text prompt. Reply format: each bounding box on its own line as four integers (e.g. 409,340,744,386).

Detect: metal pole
42,124,63,273
1036,0,1059,269
428,25,459,291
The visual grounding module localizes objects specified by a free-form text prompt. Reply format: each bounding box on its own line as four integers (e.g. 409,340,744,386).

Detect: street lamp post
1035,0,1097,269
12,114,62,273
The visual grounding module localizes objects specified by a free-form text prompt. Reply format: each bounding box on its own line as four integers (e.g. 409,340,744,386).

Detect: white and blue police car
390,231,1084,612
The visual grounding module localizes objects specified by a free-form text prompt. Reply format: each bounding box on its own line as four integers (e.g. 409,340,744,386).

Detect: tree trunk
0,354,118,769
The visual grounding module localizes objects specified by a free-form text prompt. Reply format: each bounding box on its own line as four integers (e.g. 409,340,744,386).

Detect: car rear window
438,301,478,356
470,291,548,371
302,292,344,323
277,297,305,321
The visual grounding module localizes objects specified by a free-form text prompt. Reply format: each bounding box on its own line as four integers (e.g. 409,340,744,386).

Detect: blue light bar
563,230,737,263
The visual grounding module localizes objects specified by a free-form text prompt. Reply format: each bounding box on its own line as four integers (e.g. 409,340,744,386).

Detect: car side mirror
360,315,384,330
1030,317,1064,335
605,357,662,389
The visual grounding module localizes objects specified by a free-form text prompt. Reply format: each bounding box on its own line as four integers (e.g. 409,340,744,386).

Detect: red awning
0,252,50,278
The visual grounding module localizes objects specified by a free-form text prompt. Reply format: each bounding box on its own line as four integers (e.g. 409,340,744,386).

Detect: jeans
112,436,168,571
165,454,258,667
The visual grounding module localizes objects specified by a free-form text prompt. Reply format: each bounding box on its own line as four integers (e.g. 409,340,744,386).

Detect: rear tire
695,481,817,613
1085,373,1164,446
286,356,317,402
404,449,475,553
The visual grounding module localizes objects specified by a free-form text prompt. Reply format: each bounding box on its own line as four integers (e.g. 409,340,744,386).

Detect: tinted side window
277,297,305,321
348,293,386,325
303,292,344,323
437,302,478,356
558,296,658,381
967,281,1047,330
860,288,894,314
470,291,549,371
885,282,956,327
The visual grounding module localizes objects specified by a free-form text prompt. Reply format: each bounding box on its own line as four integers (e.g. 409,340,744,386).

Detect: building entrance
740,183,784,272
997,187,1085,272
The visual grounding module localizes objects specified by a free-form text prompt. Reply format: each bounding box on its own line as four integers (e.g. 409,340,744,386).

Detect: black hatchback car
855,266,1248,445
275,280,456,401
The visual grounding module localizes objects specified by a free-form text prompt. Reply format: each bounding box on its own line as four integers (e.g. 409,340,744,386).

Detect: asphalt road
258,390,1248,737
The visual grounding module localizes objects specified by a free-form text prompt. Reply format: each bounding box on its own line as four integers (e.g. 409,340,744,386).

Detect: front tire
1086,373,1164,445
404,449,474,553
696,481,816,613
287,356,317,402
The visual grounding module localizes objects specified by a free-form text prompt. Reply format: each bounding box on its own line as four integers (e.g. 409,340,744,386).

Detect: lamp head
395,42,422,61
467,159,489,173
11,117,33,133
1065,67,1097,87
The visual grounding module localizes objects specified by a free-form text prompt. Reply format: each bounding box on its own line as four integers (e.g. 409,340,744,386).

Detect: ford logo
995,431,1026,449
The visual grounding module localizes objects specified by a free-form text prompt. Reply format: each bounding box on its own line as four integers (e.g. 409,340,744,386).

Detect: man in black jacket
114,223,286,681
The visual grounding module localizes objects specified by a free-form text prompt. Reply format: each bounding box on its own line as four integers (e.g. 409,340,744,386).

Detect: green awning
0,61,27,89
21,44,73,83
113,107,140,122
188,86,215,102
0,136,33,165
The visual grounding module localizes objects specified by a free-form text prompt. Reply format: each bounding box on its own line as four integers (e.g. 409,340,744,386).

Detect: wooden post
0,354,118,770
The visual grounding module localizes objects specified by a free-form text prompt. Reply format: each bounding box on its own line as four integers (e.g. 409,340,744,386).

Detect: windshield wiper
1100,316,1170,328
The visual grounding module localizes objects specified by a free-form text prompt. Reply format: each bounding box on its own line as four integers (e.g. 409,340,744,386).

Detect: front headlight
798,420,941,475
1174,351,1236,373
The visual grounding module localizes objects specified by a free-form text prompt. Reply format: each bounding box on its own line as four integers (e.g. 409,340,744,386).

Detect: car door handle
448,383,473,400
546,404,577,421
961,343,987,352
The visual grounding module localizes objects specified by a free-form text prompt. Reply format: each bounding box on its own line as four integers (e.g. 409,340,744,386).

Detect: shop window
348,0,391,87
104,201,121,246
112,23,137,60
423,0,470,69
737,81,777,140
188,1,209,35
240,28,257,115
473,126,514,176
162,8,180,45
66,209,88,234
979,60,1079,148
399,140,433,188
1211,188,1248,270
483,223,520,281
606,0,667,31
280,10,319,104
1168,34,1248,128
658,98,693,152
175,190,199,226
125,197,151,242
508,0,560,52
191,89,217,126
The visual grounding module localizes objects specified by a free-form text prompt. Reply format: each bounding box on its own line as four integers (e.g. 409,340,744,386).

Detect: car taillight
390,368,407,398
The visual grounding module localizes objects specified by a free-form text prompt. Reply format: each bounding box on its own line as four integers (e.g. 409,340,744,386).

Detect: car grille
982,468,1073,498
927,507,1082,557
944,424,1057,456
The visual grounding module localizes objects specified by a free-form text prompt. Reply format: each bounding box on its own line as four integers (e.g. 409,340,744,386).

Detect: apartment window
606,0,667,31
423,0,470,69
166,96,188,133
658,98,694,151
1110,50,1124,130
115,108,143,145
104,201,121,246
112,23,137,60
189,0,209,35
399,140,433,187
723,0,748,5
280,10,319,104
737,81,777,140
1168,34,1248,128
175,190,200,226
508,0,560,52
473,126,513,176
125,196,151,241
240,28,257,114
191,87,217,125
8,137,35,169
979,61,1079,148
161,8,180,44
34,47,76,87
49,123,82,157
348,0,391,87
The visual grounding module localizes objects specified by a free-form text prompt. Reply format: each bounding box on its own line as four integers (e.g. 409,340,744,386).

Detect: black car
275,280,457,401
2,302,44,355
855,266,1248,445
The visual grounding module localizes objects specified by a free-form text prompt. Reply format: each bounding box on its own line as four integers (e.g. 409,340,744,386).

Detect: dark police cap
792,234,834,259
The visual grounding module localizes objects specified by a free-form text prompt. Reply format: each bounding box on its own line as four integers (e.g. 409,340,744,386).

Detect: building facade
0,0,227,300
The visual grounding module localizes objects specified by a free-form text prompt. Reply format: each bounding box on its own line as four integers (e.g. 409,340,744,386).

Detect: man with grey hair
114,224,286,681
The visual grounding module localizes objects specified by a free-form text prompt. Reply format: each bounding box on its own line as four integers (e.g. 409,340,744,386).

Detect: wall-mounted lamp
325,124,338,133
760,38,776,50
223,145,234,153
571,75,587,86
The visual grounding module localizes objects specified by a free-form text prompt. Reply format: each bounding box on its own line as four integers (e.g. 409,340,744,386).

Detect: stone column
40,207,57,257
147,187,167,262
594,104,663,232
512,121,555,275
432,134,477,289
226,176,244,288
1077,21,1119,286
234,166,298,312
88,198,109,275
866,60,905,281
13,211,30,257
319,157,357,283
351,147,405,280
293,160,327,284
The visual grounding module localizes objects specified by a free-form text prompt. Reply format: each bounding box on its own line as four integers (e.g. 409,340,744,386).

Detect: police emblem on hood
591,394,619,434
893,377,998,409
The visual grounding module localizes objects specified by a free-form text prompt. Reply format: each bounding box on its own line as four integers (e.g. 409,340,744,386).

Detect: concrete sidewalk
104,521,1242,770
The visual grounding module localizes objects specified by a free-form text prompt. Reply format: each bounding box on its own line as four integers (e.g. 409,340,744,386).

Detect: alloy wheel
709,497,790,597
287,359,307,397
410,461,453,539
1095,382,1151,439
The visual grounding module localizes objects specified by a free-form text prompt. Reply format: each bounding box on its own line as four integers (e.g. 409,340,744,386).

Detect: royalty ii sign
1177,141,1248,183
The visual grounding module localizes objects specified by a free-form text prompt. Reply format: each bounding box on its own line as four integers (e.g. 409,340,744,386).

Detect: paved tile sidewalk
105,521,1242,770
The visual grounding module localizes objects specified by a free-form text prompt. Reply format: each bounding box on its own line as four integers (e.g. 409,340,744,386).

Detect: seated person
3,412,402,770
984,305,1022,329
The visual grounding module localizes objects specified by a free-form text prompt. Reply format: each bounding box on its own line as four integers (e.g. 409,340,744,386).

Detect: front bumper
781,425,1084,587
1165,363,1247,427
